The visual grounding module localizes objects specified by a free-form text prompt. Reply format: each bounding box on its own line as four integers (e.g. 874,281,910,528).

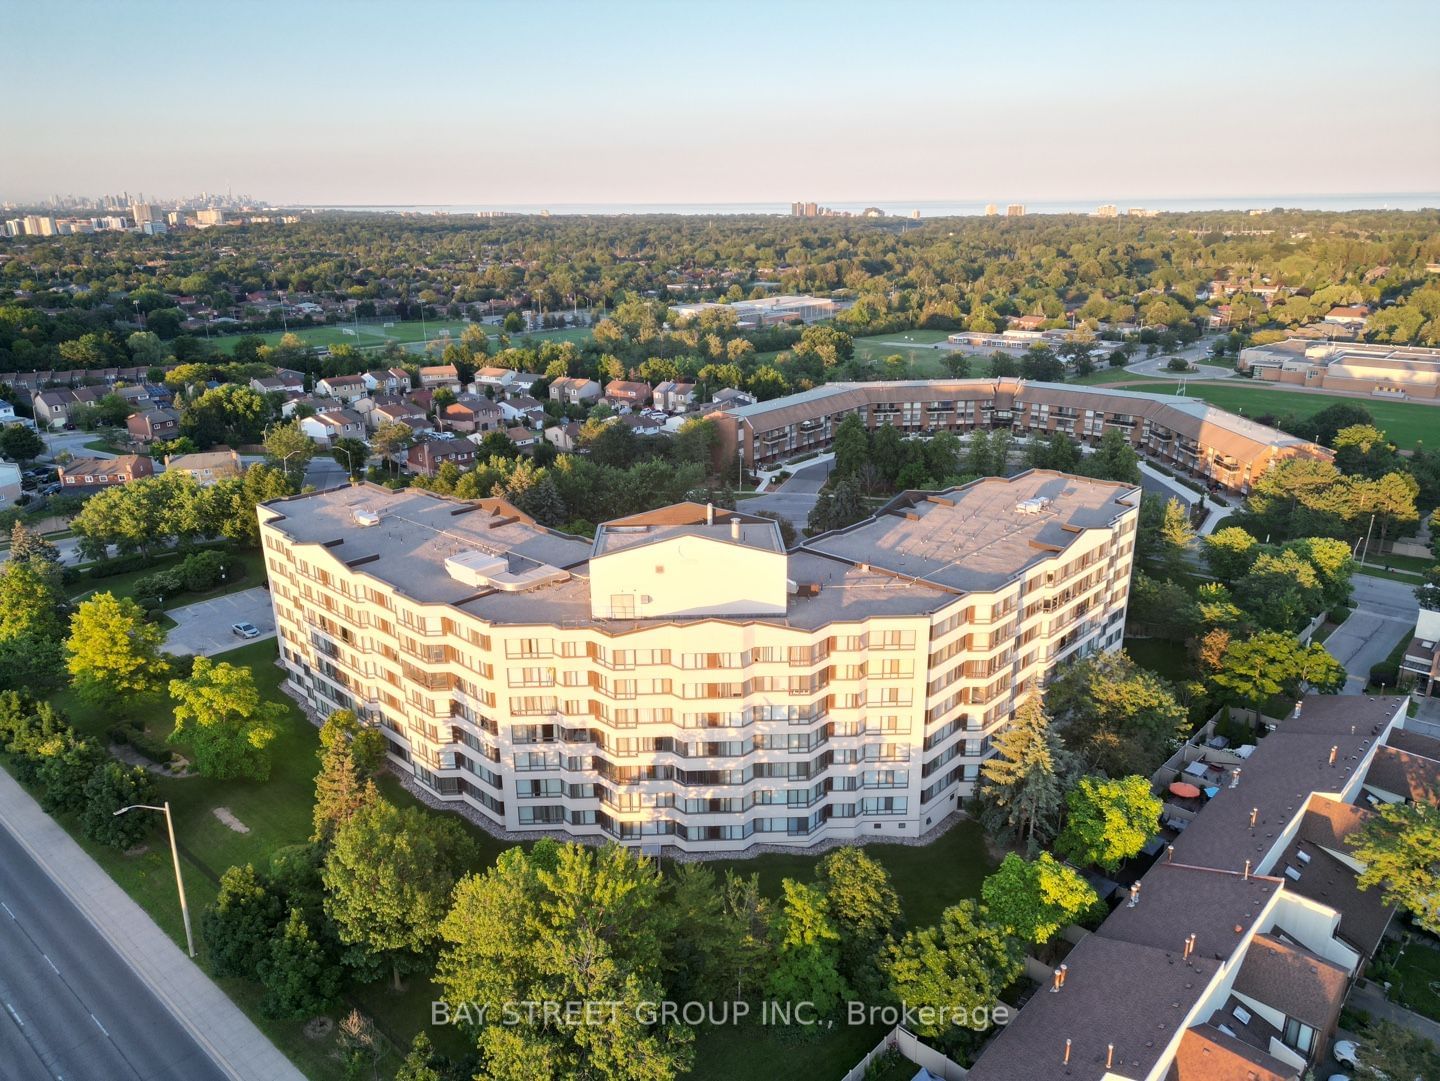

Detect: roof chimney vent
706,502,714,525
730,516,741,540
1230,767,1242,789
1329,744,1338,766
1128,882,1141,908
352,508,381,527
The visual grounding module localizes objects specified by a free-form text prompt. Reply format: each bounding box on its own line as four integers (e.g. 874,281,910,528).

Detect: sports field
208,319,591,355
1163,383,1439,449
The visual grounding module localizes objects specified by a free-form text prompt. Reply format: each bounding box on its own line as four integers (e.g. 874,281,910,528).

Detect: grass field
1390,941,1440,1022
1071,377,1440,449
207,320,591,357
68,547,267,607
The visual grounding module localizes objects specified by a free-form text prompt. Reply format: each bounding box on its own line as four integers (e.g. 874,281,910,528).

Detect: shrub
127,730,174,765
86,553,148,579
108,724,131,745
1328,606,1352,624
80,762,158,848
179,549,227,592
1369,662,1399,688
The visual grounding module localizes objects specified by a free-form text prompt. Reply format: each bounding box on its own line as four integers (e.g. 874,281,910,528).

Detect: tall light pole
113,802,194,958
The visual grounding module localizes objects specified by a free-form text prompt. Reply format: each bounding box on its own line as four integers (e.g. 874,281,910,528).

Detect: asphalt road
1327,572,1420,693
0,822,229,1081
745,458,834,529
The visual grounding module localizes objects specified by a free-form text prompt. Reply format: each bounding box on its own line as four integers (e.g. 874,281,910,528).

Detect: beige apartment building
258,470,1139,853
711,378,1332,494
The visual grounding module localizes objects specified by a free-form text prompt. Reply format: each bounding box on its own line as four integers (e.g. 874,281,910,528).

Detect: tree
36,733,106,815
9,521,59,565
807,475,866,534
1232,548,1325,630
794,325,854,367
0,548,68,694
1418,565,1440,611
394,1033,445,1081
324,800,475,990
979,696,1068,849
1347,798,1440,933
437,843,692,1081
0,423,45,462
815,847,902,998
1156,497,1195,578
182,383,270,447
831,414,869,478
981,852,1099,945
1045,651,1188,778
1350,1020,1440,1081
1203,526,1261,581
202,864,285,979
766,879,850,1019
370,421,415,472
65,593,169,705
257,908,342,1020
80,762,157,849
1208,631,1345,723
168,658,285,781
1056,775,1162,872
330,436,369,479
882,901,1021,1042
262,420,315,479
1080,428,1141,484
313,716,380,842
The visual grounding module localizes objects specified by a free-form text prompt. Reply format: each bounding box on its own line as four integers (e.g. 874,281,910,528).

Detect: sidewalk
0,768,306,1081
1349,978,1440,1047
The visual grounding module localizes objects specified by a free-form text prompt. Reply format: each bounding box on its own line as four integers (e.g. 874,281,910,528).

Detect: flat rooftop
261,473,1133,629
803,470,1137,594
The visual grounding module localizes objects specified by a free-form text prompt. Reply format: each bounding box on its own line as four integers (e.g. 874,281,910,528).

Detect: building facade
259,471,1139,853
1239,338,1440,400
710,378,1332,494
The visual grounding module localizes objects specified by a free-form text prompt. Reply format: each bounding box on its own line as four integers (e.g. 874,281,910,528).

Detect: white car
231,622,261,639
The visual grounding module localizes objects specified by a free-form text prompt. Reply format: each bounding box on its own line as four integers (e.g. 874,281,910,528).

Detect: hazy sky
5,0,1439,205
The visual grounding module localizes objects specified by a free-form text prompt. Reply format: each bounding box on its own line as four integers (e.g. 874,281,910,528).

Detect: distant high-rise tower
1006,204,1026,217
131,202,156,226
984,203,998,216
1095,204,1118,218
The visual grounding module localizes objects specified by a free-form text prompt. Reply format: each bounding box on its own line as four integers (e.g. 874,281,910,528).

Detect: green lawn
1390,941,1440,1022
1163,383,1440,449
1124,637,1193,683
69,547,267,607
1069,368,1170,385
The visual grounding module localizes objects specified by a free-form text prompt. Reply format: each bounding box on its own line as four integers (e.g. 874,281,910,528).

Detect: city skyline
5,0,1438,206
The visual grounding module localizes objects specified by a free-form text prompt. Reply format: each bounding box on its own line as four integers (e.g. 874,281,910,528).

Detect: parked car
231,622,260,639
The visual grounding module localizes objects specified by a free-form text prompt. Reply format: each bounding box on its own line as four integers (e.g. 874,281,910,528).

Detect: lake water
292,194,1440,217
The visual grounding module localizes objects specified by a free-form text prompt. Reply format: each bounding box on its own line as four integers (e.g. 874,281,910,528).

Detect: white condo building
258,470,1139,853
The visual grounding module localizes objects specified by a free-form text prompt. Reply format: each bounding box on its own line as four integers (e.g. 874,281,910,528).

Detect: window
1282,1018,1315,1056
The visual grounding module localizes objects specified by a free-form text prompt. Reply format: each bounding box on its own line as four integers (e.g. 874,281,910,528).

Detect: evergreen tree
978,696,1067,850
394,1033,445,1081
202,864,285,979
80,762,157,849
258,908,342,1019
312,731,379,842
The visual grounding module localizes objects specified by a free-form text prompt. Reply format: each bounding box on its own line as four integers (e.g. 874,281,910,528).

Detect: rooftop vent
444,550,568,592
352,508,381,527
1015,496,1051,515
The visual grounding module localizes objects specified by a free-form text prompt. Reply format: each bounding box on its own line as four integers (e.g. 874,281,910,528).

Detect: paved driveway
745,459,834,530
1327,573,1419,693
165,587,275,656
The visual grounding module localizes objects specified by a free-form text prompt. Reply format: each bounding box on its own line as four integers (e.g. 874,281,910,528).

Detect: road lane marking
1,902,14,919
43,954,59,974
6,1002,23,1026
90,1013,108,1037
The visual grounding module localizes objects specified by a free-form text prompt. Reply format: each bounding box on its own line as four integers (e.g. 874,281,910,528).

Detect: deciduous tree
981,852,1099,945
168,658,285,781
1056,775,1162,872
66,593,169,705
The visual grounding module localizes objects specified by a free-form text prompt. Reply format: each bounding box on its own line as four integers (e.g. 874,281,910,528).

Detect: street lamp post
113,802,194,958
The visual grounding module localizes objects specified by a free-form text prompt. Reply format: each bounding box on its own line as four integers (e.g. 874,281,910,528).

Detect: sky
5,0,1440,207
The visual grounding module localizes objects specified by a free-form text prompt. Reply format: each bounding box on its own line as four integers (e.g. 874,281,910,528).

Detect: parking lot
164,587,276,656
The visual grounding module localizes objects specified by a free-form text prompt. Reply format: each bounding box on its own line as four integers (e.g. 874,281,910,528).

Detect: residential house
543,422,582,453
408,387,436,414
473,366,516,393
508,371,543,397
33,390,77,428
368,400,429,433
125,407,180,443
549,376,601,406
281,396,346,420
1324,305,1370,329
59,454,155,489
0,400,16,424
499,395,544,426
164,449,243,486
439,395,503,435
299,409,365,445
620,413,666,437
418,364,462,390
0,459,21,507
1009,313,1047,332
315,374,369,402
604,380,652,408
653,381,696,413
505,426,538,451
363,368,411,395
710,387,757,409
250,375,302,394
407,438,476,477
